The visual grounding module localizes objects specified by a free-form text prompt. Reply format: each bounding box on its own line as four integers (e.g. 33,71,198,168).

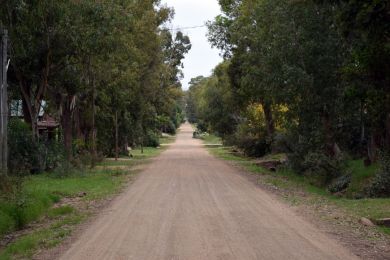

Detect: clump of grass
0,214,82,260
0,186,60,238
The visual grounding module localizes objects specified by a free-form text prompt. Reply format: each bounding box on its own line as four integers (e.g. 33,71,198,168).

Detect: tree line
0,0,190,174
187,0,389,197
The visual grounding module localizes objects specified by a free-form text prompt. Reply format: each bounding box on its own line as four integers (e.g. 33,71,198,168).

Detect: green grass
0,143,169,259
208,146,248,162
131,147,165,160
160,135,176,145
207,145,390,235
0,213,86,260
98,159,135,167
24,171,128,201
200,134,222,145
97,135,175,168
345,159,378,197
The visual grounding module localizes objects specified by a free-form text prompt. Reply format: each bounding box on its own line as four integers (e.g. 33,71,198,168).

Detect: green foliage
8,119,36,175
233,134,269,158
8,118,69,175
203,0,390,192
0,222,73,259
368,152,390,198
0,178,57,237
0,167,134,240
328,174,351,194
0,145,168,241
1,0,189,172
302,152,346,187
144,130,160,148
186,62,237,137
343,160,378,198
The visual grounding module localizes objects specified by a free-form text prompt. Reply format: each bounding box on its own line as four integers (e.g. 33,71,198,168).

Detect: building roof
37,114,59,130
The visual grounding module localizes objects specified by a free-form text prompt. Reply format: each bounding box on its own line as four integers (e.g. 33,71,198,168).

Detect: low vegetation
204,134,390,235
0,137,173,259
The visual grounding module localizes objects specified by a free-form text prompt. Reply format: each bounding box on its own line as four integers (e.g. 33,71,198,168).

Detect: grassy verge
204,136,390,236
200,134,222,145
0,136,174,259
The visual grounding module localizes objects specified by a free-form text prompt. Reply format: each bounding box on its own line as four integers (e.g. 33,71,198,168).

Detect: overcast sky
161,0,223,90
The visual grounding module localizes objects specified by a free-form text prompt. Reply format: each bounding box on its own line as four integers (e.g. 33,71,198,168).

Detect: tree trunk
20,89,40,140
262,102,275,138
115,111,119,161
386,113,390,149
360,100,366,145
367,130,382,163
61,95,76,160
321,112,341,158
91,77,97,166
62,105,73,160
122,136,128,155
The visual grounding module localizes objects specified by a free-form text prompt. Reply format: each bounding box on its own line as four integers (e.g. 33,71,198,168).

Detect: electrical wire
167,25,207,31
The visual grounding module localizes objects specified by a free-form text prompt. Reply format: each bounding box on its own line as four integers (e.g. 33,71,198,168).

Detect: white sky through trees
161,0,223,90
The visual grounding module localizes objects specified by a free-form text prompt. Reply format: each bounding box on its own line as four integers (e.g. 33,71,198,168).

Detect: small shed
37,114,59,140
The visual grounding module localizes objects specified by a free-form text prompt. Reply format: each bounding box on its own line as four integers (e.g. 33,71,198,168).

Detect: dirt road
59,123,358,260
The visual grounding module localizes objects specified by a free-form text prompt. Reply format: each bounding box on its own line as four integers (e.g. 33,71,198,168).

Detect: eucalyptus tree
0,1,69,139
333,0,390,162
209,0,345,150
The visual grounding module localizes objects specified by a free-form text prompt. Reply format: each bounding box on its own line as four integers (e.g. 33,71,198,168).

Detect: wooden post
0,28,8,175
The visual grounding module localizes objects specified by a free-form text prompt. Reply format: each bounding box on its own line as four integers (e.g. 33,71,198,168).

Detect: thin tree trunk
115,111,119,161
360,100,365,144
321,112,341,158
91,77,97,166
367,130,382,163
262,102,275,138
62,105,73,160
122,136,128,155
386,113,390,149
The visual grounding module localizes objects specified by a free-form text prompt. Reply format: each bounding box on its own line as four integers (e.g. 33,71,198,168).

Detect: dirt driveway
59,123,358,260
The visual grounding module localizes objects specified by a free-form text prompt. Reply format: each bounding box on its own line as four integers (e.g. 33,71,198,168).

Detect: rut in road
59,123,358,260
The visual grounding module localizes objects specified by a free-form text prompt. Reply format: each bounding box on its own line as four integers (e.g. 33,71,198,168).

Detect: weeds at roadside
0,142,174,259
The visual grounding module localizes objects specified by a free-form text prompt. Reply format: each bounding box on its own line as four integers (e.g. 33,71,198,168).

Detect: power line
167,25,207,31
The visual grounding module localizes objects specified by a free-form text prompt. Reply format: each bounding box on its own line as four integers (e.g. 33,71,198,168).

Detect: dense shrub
8,118,69,174
157,116,177,135
302,152,346,187
196,121,208,133
164,120,177,135
144,130,160,148
328,174,351,193
43,141,67,171
234,135,270,158
8,119,40,175
367,151,390,198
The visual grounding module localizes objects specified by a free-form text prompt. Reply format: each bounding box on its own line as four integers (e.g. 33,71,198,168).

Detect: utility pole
0,28,8,175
